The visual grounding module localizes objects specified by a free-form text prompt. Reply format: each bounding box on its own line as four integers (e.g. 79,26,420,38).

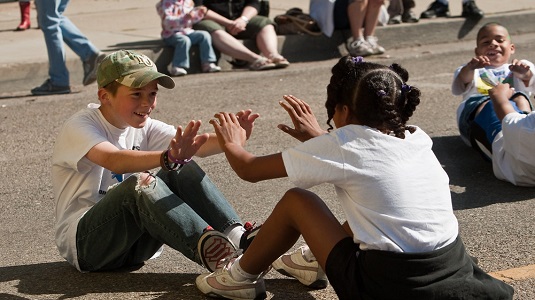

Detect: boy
488,83,535,186
453,23,534,168
51,49,258,273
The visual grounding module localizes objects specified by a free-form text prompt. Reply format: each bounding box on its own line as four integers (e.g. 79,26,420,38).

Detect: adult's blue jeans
35,0,99,86
163,30,217,68
76,161,242,271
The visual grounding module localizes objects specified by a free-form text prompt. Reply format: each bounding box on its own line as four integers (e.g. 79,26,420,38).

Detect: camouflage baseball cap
97,50,175,89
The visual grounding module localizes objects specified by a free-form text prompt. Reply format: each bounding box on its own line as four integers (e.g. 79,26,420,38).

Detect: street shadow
457,15,484,39
432,135,535,210
0,262,318,299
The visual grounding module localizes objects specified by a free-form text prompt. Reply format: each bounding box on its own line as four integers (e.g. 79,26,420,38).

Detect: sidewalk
0,0,534,92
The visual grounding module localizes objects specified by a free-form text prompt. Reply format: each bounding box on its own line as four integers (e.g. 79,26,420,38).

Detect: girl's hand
210,112,247,148
168,120,209,160
236,109,260,140
510,59,532,81
489,83,514,104
277,95,327,142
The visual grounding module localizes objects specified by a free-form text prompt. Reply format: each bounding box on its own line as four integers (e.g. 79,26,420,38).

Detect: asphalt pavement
1,0,535,299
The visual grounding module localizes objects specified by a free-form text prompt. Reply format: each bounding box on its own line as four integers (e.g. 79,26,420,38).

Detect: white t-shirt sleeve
501,112,535,165
452,65,473,96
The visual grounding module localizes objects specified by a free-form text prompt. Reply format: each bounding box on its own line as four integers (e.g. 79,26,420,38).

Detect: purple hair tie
401,84,412,93
351,56,364,64
377,89,386,97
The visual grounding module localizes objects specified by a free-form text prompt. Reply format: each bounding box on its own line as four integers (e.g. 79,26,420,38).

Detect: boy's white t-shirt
492,112,535,186
282,125,458,253
51,104,175,270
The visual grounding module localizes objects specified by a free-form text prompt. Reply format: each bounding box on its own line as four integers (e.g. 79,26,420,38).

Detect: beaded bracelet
167,149,192,165
160,150,178,171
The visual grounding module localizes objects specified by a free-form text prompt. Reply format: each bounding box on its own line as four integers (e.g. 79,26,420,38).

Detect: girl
195,56,514,299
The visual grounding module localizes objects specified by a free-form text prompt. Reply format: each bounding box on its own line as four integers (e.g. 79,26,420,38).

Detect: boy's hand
277,95,327,142
169,120,209,160
509,59,532,81
235,109,260,140
467,56,491,70
210,112,247,148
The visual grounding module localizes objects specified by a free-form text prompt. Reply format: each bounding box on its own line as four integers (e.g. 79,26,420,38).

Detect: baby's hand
509,59,532,81
235,109,260,140
169,120,209,161
467,56,491,70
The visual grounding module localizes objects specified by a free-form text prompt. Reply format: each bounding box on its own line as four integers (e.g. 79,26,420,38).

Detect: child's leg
188,30,217,64
239,188,350,275
163,33,191,68
511,92,532,112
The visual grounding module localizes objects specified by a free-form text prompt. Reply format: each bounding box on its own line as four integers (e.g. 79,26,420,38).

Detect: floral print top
156,0,206,38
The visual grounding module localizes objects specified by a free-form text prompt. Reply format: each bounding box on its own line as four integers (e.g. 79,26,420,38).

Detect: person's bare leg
255,25,282,59
210,29,261,63
363,0,383,37
512,94,532,112
238,188,350,275
348,0,367,40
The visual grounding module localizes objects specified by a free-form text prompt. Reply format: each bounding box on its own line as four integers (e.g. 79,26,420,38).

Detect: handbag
274,8,322,36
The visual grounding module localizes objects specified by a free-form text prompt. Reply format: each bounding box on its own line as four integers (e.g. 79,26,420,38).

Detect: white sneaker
366,36,385,54
197,229,237,272
202,62,222,73
196,254,267,300
271,246,328,289
347,39,374,57
168,65,187,76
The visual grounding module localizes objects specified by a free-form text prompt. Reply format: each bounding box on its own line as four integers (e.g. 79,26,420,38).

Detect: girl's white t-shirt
51,104,175,270
282,125,458,253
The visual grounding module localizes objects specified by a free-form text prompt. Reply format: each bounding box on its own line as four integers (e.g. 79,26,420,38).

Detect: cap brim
117,70,175,89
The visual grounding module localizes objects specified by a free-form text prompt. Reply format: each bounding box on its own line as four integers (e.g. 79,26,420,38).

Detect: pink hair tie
167,149,192,165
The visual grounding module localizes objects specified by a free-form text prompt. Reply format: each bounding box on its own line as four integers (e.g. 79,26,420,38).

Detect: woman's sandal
270,55,290,69
249,57,276,71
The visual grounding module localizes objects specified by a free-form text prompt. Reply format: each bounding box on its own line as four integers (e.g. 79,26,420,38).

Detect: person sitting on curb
51,49,260,274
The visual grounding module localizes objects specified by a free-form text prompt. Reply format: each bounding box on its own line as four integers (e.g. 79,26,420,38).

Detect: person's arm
489,83,516,121
210,112,287,183
456,56,490,86
86,120,208,174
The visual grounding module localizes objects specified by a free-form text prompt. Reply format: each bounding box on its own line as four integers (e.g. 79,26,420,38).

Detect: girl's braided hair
325,56,421,139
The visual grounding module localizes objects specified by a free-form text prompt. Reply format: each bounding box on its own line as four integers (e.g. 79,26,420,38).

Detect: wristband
167,149,192,165
240,16,249,23
161,150,178,171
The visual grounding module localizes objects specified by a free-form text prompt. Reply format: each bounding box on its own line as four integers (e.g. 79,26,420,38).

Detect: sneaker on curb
239,222,262,252
420,1,450,19
201,62,222,73
198,229,237,272
196,254,267,300
83,52,106,86
168,66,188,77
461,0,484,19
347,39,374,57
366,36,385,55
271,246,328,289
31,79,71,96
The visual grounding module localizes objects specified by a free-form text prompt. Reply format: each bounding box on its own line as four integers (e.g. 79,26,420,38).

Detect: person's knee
136,172,155,189
280,188,321,208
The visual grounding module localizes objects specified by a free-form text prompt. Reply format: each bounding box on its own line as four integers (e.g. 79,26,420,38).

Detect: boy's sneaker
83,52,106,86
239,222,262,252
347,39,374,57
201,62,222,73
196,254,267,300
31,79,71,96
271,246,328,289
168,66,188,76
461,1,484,19
366,36,385,55
198,229,237,272
420,1,450,19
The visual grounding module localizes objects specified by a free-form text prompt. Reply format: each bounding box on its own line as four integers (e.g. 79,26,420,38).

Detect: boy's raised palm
169,120,209,160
